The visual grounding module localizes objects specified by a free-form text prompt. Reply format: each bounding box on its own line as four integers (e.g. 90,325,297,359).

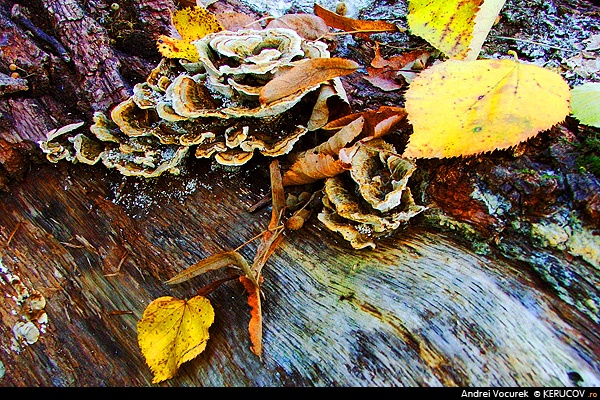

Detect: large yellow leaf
407,0,506,60
157,6,223,62
403,58,571,159
137,296,215,383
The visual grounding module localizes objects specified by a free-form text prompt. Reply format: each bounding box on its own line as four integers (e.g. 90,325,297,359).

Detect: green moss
575,128,600,178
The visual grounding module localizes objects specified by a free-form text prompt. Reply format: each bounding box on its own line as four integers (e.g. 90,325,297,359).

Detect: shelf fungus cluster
318,139,427,249
40,28,349,177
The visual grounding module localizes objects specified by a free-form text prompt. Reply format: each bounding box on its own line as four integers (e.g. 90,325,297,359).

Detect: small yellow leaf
137,296,215,384
157,6,223,61
407,0,483,59
172,6,223,41
404,58,571,159
157,35,200,62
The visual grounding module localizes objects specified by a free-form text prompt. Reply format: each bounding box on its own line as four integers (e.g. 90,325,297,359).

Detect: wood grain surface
1,161,598,386
1,0,599,387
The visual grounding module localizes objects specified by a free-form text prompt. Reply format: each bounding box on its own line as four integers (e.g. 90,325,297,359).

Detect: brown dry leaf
216,11,263,31
165,250,258,287
321,106,408,138
282,153,347,186
259,57,359,106
365,44,430,91
252,161,285,277
362,106,409,138
314,4,400,37
266,14,329,40
239,276,262,358
282,117,365,186
311,116,365,156
321,113,363,131
243,161,287,359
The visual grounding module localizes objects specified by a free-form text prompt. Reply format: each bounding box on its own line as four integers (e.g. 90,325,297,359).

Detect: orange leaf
310,116,365,156
259,57,359,106
321,106,408,137
314,4,399,36
266,14,329,40
240,276,262,359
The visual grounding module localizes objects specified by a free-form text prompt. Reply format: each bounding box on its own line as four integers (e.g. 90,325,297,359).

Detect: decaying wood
0,0,599,387
1,164,598,386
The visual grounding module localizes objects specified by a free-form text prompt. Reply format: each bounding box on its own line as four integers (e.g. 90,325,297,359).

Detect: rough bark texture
0,0,599,387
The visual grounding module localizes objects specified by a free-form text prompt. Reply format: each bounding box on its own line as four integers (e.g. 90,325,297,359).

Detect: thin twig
491,35,574,52
7,222,22,246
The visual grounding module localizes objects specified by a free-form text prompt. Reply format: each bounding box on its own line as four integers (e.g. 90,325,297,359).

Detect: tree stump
1,0,599,387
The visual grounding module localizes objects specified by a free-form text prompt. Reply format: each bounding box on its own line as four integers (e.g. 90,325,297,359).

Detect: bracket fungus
40,28,350,176
318,139,427,249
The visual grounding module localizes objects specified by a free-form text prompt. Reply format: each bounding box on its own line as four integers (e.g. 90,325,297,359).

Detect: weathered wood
1,0,599,387
0,162,598,386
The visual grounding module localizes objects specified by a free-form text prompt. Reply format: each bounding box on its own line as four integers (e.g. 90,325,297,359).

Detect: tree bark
0,0,599,387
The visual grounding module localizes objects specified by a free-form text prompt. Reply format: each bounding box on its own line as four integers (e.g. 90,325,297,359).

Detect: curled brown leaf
259,57,359,106
165,250,258,287
266,14,329,40
282,116,365,186
314,4,400,37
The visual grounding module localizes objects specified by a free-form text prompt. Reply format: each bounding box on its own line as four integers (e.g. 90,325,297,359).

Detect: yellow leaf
466,0,507,60
137,296,215,383
157,36,200,62
407,0,482,59
157,6,223,61
403,58,571,159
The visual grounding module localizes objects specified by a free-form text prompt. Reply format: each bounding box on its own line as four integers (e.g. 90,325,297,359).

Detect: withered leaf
240,276,262,358
216,11,263,31
282,153,347,186
259,58,359,106
362,106,408,138
314,4,400,36
266,14,329,40
252,161,285,277
365,44,430,91
310,116,365,156
165,250,258,287
283,116,364,186
321,106,408,138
